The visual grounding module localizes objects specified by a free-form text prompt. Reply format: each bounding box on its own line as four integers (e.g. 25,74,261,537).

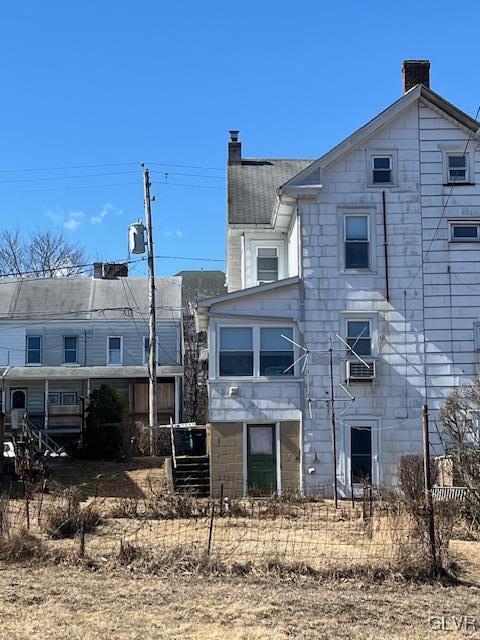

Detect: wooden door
247,424,276,495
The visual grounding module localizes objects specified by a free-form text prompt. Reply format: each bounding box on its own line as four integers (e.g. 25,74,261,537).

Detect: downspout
298,205,305,494
382,191,390,302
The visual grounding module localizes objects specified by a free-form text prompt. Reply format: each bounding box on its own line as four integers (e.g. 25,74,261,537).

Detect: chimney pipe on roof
402,60,430,93
228,130,241,164
93,262,103,279
104,263,128,279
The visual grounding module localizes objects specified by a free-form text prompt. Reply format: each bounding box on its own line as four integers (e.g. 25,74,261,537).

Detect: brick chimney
93,262,103,279
228,130,241,164
103,263,128,279
402,60,430,93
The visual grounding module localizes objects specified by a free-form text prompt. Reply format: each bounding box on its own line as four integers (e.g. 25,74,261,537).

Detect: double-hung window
218,326,294,377
26,336,42,365
372,155,392,184
107,336,123,365
219,327,253,376
256,248,279,284
346,320,372,357
260,328,294,376
447,154,468,184
64,336,78,364
344,215,370,270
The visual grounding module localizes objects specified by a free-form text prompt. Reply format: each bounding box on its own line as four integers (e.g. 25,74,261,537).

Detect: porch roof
0,365,182,380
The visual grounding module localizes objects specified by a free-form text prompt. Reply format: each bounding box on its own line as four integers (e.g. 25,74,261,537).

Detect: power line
0,160,225,174
0,170,141,184
404,103,480,294
150,170,223,180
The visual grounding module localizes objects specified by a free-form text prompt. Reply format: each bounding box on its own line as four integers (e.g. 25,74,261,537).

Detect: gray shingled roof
228,158,313,225
0,276,182,320
175,270,226,307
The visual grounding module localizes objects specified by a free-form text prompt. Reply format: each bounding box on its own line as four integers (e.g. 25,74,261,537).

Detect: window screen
257,248,279,283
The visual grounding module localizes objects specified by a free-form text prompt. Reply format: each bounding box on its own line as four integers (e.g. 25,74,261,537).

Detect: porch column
44,379,49,429
174,375,181,424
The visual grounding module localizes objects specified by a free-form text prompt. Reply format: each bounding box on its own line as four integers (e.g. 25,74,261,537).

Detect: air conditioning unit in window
346,359,376,381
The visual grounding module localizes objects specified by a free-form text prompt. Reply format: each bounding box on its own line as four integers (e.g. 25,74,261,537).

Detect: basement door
247,424,276,495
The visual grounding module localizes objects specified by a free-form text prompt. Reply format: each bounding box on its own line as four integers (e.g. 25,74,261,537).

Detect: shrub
84,385,129,460
42,489,101,539
0,529,46,562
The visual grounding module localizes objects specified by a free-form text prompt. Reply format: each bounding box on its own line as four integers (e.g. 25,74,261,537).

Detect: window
218,326,295,377
450,222,480,241
344,215,370,270
219,327,253,376
260,328,294,376
61,392,77,405
48,392,61,405
447,154,468,183
372,155,392,184
64,336,78,364
26,336,42,364
107,336,123,365
257,248,279,284
346,320,372,356
351,427,372,483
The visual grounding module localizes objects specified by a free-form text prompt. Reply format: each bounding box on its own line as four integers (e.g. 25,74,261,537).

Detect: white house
197,60,480,498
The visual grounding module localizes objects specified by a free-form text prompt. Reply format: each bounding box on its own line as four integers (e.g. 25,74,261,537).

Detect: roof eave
195,276,301,309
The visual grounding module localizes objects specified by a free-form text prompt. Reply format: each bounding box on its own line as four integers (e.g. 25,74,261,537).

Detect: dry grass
0,548,480,640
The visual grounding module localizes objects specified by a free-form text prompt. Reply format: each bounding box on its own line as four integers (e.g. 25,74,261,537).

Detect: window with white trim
372,155,392,184
346,320,372,357
64,336,78,364
260,328,294,376
344,214,370,270
219,327,253,376
61,392,77,405
450,222,480,241
218,326,294,377
447,154,468,184
256,247,279,284
107,336,123,365
26,336,42,364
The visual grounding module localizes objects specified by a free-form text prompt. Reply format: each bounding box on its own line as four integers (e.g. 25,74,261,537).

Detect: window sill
338,269,377,275
213,376,301,383
60,363,81,367
25,363,42,367
444,182,475,187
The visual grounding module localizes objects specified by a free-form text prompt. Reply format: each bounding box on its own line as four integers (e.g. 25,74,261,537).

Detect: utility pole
143,166,158,456
328,335,338,509
422,404,438,575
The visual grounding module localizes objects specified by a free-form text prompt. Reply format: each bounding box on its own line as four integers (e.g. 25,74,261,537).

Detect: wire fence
0,472,449,575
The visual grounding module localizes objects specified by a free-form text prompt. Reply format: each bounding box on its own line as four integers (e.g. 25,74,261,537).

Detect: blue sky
1,1,479,276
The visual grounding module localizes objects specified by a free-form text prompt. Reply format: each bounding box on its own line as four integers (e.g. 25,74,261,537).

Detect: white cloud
46,209,84,231
91,202,123,225
175,229,183,237
164,228,183,238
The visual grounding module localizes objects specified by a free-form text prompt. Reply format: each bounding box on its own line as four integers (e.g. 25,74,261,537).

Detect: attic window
257,248,279,284
372,156,392,184
447,154,468,184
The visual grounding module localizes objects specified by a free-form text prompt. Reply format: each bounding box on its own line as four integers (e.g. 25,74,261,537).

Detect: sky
0,0,479,277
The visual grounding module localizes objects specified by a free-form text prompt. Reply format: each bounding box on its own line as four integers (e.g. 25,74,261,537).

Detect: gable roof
0,276,182,320
281,84,480,193
196,276,300,308
228,158,313,225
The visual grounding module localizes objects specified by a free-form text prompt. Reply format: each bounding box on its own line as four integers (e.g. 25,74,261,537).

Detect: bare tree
0,229,87,277
439,381,480,515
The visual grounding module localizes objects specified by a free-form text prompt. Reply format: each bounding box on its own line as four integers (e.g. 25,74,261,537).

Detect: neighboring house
0,263,183,445
197,60,480,498
176,270,226,425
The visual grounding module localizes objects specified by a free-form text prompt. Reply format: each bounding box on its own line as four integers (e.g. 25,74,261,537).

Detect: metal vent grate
346,360,375,380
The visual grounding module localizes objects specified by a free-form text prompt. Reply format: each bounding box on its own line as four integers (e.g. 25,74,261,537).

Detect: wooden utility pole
328,335,338,509
422,404,438,575
143,167,158,456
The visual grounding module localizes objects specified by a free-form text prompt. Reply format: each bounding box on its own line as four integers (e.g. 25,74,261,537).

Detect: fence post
24,480,30,531
219,483,224,518
78,514,85,558
207,498,215,556
423,404,439,576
